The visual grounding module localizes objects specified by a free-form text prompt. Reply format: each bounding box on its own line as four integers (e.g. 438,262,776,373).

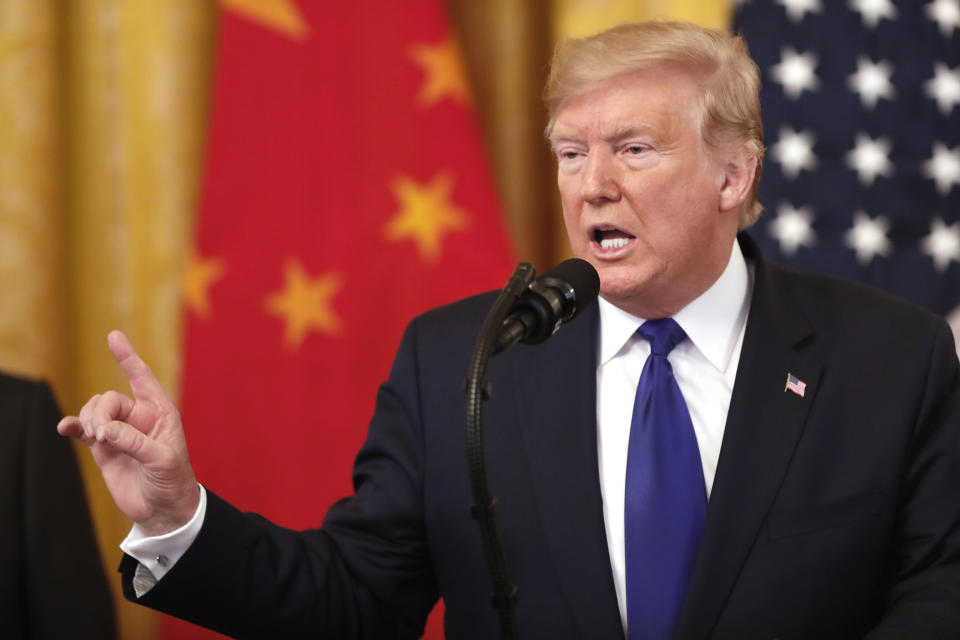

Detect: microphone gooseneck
464,259,600,640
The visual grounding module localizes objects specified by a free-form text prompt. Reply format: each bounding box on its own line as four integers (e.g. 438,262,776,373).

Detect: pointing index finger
107,330,168,403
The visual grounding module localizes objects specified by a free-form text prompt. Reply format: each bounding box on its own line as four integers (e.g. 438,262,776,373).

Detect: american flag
785,373,807,397
734,0,960,343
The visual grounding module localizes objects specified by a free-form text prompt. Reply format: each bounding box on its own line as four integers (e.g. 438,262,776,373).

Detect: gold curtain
0,1,726,637
1,1,216,637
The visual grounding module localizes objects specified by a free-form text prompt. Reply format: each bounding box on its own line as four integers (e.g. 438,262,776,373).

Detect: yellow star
385,173,469,262
222,0,310,40
411,35,472,106
184,251,225,319
264,260,342,349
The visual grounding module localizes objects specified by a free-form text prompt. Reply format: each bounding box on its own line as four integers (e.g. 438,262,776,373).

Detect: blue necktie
625,318,706,640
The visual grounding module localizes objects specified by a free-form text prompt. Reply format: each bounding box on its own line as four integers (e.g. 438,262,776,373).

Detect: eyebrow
548,134,579,151
607,125,657,141
549,124,660,149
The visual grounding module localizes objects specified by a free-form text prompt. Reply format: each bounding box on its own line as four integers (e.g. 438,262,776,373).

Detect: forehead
549,66,703,143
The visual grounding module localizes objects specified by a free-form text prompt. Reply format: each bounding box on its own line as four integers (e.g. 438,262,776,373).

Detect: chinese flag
173,1,514,638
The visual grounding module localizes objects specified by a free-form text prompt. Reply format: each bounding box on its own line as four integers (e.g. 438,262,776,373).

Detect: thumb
107,330,170,404
100,420,166,465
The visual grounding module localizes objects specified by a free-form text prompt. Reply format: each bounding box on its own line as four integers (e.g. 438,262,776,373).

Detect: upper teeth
600,237,630,250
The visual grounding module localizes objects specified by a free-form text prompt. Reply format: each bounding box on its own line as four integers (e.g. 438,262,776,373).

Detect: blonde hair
545,21,765,228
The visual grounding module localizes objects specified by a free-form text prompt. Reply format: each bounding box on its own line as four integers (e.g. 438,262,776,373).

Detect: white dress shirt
123,241,754,608
121,484,207,595
597,240,753,630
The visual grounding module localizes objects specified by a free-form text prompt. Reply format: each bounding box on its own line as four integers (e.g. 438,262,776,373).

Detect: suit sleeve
122,317,438,639
867,320,960,638
22,380,117,639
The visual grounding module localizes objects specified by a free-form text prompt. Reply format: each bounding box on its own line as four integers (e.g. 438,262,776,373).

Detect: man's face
550,66,742,319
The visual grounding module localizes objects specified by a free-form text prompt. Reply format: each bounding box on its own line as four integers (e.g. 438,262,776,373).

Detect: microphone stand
464,262,535,640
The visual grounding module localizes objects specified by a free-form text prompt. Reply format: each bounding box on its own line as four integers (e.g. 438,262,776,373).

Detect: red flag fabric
173,1,514,638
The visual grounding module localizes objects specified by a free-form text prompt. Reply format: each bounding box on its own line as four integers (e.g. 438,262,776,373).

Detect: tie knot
637,318,686,357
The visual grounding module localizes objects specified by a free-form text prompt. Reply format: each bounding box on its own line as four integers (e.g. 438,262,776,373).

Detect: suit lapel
509,304,626,639
675,235,824,639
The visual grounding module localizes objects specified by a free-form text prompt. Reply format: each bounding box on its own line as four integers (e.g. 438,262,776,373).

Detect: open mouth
593,226,636,251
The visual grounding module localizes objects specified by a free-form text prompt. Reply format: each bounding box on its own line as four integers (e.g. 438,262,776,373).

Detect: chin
599,280,645,309
596,262,650,293
596,263,669,316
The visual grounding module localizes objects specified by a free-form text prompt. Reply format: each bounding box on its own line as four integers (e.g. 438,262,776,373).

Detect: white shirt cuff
120,484,207,587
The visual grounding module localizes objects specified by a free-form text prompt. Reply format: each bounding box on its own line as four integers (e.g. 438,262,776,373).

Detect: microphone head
495,257,601,352
539,258,600,321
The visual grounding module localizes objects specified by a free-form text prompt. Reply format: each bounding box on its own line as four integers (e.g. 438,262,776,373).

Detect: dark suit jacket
124,235,960,639
0,374,117,639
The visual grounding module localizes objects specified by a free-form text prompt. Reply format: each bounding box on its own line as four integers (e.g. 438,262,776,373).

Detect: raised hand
58,330,200,536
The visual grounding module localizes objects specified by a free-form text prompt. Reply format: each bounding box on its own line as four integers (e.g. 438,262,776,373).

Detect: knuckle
125,427,147,456
79,396,96,419
102,390,127,412
81,395,102,426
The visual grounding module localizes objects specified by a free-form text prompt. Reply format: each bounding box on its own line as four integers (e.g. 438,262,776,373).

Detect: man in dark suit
59,20,960,639
0,373,117,639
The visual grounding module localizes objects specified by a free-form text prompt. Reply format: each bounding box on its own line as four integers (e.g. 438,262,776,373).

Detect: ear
718,148,757,213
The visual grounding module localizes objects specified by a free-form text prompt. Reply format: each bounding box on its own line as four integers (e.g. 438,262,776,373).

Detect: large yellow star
385,173,469,262
184,251,226,319
264,260,341,349
222,0,310,40
411,35,472,106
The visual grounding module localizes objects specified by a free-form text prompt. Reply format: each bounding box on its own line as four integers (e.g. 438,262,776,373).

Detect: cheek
653,180,717,230
558,192,584,240
564,223,589,257
634,196,709,260
558,179,579,209
656,178,702,209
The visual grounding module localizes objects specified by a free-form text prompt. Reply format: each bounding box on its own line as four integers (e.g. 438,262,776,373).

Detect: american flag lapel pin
785,373,807,397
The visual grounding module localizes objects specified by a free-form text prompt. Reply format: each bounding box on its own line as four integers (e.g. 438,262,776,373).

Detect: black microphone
494,258,600,354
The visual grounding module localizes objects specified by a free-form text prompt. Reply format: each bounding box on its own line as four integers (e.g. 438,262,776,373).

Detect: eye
624,144,647,155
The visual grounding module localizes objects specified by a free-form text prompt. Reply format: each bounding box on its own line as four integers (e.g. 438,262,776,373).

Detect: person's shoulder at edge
407,289,503,340
0,370,47,396
766,258,951,335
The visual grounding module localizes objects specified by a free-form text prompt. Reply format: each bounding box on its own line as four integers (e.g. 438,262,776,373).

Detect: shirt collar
597,239,751,373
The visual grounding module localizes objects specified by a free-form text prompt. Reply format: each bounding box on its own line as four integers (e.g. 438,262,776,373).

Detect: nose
580,149,620,204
